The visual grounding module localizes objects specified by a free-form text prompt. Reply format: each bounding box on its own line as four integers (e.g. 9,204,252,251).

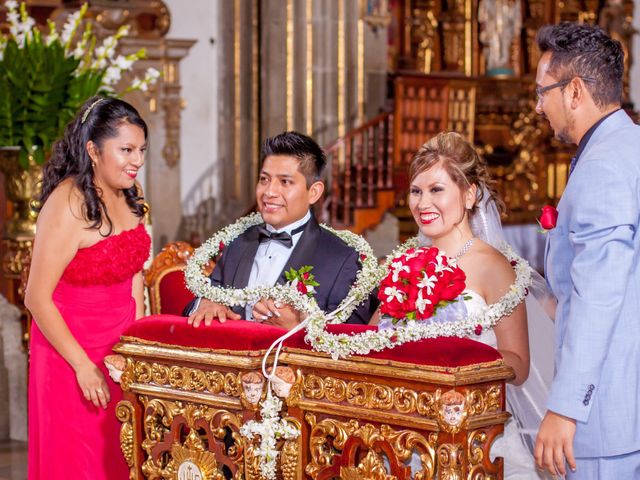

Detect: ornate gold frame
115,332,513,479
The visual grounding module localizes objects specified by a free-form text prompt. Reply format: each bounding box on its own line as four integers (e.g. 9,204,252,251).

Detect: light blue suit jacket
544,109,640,457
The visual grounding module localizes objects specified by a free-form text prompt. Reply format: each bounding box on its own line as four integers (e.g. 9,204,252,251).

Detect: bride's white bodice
461,290,498,349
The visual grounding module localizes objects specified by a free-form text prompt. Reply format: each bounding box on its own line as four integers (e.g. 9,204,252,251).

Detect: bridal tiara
81,98,105,124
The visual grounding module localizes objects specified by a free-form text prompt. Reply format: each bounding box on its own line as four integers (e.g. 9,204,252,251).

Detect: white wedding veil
469,189,555,453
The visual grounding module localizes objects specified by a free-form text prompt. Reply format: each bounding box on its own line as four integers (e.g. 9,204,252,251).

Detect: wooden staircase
321,112,395,234
322,75,476,235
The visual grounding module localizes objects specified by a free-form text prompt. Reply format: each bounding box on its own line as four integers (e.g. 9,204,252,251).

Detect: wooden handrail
322,112,394,229
324,112,392,153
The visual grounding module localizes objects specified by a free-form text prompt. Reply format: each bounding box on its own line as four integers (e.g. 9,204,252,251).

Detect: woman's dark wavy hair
536,22,624,108
38,96,148,235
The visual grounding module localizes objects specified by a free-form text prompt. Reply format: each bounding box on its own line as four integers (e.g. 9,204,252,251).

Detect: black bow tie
257,223,307,248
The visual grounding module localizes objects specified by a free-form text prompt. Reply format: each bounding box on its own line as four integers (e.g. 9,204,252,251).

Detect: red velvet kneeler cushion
158,271,195,316
123,315,501,368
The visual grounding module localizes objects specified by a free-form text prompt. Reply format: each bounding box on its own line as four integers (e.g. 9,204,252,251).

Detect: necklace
454,237,475,259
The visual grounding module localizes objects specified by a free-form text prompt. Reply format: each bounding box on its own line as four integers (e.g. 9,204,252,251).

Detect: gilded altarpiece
388,0,636,223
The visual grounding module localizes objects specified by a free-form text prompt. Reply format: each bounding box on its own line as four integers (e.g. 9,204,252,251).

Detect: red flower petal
539,205,558,230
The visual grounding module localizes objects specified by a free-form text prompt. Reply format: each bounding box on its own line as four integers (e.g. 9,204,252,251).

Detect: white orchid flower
390,260,409,282
384,286,404,303
103,65,122,85
114,55,134,71
433,253,454,273
415,289,432,314
417,271,437,294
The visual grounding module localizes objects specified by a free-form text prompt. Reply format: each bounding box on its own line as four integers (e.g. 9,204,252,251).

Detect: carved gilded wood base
115,338,513,479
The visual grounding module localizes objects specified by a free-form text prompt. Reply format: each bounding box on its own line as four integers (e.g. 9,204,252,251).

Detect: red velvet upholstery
287,323,502,367
157,271,195,316
125,315,289,352
124,315,501,368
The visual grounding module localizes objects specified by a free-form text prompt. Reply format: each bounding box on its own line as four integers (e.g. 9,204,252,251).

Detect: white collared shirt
245,211,311,319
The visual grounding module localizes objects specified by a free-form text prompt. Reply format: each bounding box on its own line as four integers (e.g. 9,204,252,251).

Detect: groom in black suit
186,131,376,329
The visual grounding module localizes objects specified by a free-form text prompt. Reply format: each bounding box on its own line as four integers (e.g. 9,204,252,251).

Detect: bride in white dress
402,132,553,479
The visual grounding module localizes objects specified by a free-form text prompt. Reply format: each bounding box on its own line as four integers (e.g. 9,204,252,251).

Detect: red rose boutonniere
285,265,320,298
538,205,558,232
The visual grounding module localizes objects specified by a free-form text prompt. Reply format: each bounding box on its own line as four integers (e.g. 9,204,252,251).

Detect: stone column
0,295,25,441
119,38,196,250
217,0,261,227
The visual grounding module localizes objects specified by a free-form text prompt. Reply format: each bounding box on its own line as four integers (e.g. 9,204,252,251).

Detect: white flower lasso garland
183,213,379,480
185,219,533,479
184,212,380,321
304,237,534,359
239,394,299,480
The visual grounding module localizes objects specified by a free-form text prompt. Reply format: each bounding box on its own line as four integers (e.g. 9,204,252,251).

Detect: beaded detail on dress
61,224,151,286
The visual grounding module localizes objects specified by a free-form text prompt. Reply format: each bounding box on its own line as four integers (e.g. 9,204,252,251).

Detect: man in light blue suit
533,23,640,479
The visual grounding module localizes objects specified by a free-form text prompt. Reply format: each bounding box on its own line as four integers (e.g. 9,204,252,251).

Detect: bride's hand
75,360,110,409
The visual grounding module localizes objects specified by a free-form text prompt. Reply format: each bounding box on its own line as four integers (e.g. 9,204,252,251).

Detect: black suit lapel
231,226,261,289
277,216,321,284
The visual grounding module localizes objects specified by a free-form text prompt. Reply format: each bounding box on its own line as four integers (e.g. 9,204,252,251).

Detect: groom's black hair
260,131,326,188
536,22,624,108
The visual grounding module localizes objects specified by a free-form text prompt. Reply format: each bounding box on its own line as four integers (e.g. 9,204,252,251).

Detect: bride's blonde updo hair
409,131,505,215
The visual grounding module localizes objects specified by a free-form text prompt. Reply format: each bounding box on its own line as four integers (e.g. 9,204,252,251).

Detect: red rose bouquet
378,247,466,323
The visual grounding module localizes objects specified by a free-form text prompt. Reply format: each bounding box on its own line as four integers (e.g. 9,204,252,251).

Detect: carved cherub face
241,372,265,404
267,366,295,398
440,390,466,426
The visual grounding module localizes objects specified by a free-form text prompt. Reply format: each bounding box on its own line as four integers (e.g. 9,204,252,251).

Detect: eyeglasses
536,77,597,100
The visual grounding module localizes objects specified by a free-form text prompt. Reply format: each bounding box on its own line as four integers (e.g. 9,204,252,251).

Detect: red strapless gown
28,224,150,480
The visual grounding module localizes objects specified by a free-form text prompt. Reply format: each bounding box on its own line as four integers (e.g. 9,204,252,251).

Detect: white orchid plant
0,0,160,168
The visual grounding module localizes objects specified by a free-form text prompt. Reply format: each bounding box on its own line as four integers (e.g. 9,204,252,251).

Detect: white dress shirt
189,211,311,318
244,211,311,319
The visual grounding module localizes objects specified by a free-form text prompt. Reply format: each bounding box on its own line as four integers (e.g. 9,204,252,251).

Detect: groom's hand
534,410,577,477
263,304,302,330
188,299,241,327
253,299,302,330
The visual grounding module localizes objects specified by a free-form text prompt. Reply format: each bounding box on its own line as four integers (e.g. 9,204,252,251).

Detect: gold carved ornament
122,360,242,397
466,385,502,416
116,400,137,478
467,428,501,479
143,241,196,316
292,373,441,417
279,417,302,480
241,441,263,480
135,397,244,479
434,385,504,434
304,413,437,480
437,442,465,480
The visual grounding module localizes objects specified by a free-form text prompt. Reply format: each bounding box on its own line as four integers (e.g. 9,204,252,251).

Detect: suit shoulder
224,226,255,247
317,228,359,256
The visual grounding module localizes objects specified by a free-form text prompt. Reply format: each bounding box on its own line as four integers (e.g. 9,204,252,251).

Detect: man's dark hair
536,22,624,108
261,131,326,187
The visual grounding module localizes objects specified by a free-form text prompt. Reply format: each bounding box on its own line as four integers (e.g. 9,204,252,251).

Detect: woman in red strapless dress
25,97,151,480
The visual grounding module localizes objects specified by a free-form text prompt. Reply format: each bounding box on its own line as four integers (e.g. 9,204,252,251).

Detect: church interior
0,0,639,479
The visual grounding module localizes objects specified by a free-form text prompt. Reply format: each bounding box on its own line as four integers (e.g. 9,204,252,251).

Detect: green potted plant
0,0,159,237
